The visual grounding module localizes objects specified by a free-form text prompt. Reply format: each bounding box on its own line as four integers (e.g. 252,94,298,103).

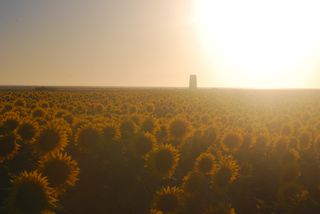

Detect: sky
1,0,320,88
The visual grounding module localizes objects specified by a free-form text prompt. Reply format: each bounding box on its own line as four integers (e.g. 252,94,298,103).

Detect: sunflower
146,144,180,179
32,107,47,119
34,121,68,155
194,152,217,175
16,118,40,143
4,171,57,214
277,182,308,211
220,131,243,153
141,117,159,134
14,99,26,107
0,112,20,135
152,186,182,214
120,119,137,138
0,133,20,163
169,117,190,139
211,156,239,194
38,152,80,193
74,123,103,152
130,132,156,158
157,124,169,140
182,171,211,196
102,122,120,142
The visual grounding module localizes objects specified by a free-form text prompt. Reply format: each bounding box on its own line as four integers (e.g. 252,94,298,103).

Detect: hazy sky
1,0,203,87
1,0,320,88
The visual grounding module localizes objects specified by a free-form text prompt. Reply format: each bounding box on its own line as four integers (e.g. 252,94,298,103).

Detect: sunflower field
1,88,320,213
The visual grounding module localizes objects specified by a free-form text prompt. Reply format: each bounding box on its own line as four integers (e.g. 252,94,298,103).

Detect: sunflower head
141,117,159,134
16,118,40,143
169,117,190,139
4,171,57,214
211,156,239,193
182,171,210,196
35,121,68,155
0,113,20,135
14,99,26,108
102,123,120,142
194,153,217,175
38,152,80,193
221,131,243,153
32,107,46,118
157,124,169,140
277,182,308,210
0,133,20,163
152,186,182,214
146,144,180,179
120,119,137,138
131,132,156,158
75,123,103,152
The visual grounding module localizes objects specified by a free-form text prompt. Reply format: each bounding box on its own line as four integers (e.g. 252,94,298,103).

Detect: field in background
1,88,320,213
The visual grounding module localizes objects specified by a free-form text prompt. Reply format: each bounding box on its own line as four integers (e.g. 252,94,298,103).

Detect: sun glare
192,0,320,88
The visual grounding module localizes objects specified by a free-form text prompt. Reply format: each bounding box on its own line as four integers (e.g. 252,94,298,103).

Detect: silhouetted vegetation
1,89,320,213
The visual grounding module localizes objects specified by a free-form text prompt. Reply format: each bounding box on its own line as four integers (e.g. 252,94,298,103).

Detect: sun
192,0,320,88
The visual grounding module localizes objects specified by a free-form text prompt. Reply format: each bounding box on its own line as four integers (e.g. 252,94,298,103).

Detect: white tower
189,75,197,89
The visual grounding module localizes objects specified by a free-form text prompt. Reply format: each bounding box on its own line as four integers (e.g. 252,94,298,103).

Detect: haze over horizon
2,0,320,88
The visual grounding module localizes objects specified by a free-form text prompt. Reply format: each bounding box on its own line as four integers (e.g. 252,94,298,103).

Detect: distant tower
189,75,197,89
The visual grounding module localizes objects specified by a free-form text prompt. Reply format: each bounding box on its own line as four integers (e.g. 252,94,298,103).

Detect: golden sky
1,0,320,88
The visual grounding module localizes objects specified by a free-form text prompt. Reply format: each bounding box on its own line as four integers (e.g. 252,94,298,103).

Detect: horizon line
1,84,320,91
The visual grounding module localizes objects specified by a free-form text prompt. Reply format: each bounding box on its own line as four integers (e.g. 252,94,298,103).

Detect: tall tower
189,74,197,89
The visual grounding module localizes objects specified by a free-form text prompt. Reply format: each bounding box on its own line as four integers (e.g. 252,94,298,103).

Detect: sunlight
192,0,320,88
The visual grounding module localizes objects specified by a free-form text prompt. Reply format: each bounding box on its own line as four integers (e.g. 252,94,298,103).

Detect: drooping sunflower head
146,144,180,179
38,152,80,193
0,133,20,163
4,171,57,214
16,118,40,143
194,152,217,175
75,123,103,152
152,186,182,214
131,132,157,158
220,131,243,153
35,121,68,155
